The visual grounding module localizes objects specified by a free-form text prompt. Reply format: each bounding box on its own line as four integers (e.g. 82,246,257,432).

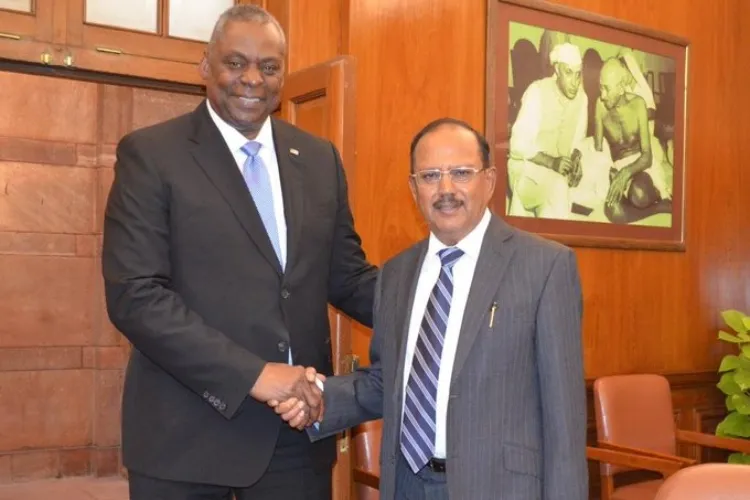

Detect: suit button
202,391,210,399
208,395,216,404
278,341,288,352
281,289,290,299
219,402,227,411
213,399,221,408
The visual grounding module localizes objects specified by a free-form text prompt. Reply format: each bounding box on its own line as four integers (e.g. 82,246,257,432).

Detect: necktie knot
241,141,261,158
438,247,464,269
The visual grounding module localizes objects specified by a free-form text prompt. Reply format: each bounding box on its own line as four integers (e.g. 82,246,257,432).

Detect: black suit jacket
102,102,377,487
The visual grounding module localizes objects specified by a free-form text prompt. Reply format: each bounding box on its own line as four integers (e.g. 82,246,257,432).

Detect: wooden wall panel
265,0,345,72
346,0,750,378
347,0,488,358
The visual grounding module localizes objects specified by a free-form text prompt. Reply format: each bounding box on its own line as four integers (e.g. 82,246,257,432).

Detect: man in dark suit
101,4,377,499
275,118,588,499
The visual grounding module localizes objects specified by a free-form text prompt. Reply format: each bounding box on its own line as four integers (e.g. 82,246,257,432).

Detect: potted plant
716,309,750,464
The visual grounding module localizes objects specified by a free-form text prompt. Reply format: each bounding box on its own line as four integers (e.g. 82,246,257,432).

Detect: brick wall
0,69,202,483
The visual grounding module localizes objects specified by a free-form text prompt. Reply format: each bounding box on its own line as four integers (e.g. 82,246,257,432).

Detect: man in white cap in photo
507,42,588,220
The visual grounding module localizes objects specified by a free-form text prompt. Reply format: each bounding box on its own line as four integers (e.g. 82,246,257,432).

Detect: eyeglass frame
409,165,493,185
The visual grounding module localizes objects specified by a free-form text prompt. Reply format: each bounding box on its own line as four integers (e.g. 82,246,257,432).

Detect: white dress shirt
401,209,492,458
205,100,287,268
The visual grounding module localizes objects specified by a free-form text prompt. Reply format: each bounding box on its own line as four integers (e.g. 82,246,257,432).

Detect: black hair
409,117,490,173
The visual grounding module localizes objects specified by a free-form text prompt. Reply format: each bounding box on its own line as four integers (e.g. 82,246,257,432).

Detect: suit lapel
451,216,516,383
392,242,428,410
188,104,282,275
271,119,304,273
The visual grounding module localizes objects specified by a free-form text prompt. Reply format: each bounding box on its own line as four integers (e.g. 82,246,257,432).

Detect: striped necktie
400,246,464,473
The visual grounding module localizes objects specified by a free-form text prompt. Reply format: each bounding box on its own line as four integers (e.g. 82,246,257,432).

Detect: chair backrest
352,420,382,500
594,374,678,476
654,463,750,499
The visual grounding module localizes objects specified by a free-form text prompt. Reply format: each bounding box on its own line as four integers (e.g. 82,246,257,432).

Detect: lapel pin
289,148,299,156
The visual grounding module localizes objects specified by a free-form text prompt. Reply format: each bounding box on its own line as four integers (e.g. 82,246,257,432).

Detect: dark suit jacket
314,215,587,499
102,102,377,487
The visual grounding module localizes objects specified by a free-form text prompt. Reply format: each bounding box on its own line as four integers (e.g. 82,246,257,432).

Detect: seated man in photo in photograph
593,57,672,224
507,42,588,221
618,48,674,194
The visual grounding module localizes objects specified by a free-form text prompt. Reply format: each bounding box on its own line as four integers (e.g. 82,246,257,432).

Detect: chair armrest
353,467,380,490
586,446,684,477
676,429,750,454
598,441,696,467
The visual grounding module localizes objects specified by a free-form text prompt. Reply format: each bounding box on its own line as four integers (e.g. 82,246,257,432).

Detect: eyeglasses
410,166,487,185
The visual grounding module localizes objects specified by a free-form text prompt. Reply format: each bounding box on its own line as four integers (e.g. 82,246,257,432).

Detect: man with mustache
273,118,588,499
101,4,377,499
507,42,587,220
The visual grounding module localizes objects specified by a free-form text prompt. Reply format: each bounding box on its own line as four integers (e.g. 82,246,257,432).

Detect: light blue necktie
241,142,293,365
241,141,283,267
400,247,464,473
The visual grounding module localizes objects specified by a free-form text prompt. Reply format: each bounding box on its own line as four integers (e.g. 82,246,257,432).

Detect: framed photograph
486,0,689,250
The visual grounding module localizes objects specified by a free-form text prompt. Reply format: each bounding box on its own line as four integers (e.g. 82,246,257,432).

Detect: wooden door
280,55,357,500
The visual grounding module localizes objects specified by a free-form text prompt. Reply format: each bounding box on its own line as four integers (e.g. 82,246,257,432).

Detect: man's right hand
250,363,322,412
268,370,327,430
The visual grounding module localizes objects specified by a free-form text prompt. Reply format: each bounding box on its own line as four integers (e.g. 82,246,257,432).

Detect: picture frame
486,0,689,250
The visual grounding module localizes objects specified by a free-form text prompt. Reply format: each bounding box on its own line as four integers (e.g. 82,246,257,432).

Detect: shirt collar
425,208,492,263
205,100,274,155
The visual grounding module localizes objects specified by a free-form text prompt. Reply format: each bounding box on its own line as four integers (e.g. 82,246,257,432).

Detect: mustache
433,194,463,209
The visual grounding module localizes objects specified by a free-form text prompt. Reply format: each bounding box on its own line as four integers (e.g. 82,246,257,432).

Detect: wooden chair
593,374,750,500
654,463,750,499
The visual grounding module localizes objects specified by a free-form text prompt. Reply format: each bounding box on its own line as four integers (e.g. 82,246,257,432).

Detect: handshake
249,362,327,430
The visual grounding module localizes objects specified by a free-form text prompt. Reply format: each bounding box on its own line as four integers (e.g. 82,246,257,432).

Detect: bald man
595,57,670,223
508,42,588,220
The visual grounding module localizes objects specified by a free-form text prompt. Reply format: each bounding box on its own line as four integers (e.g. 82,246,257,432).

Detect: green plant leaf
720,355,741,372
716,412,750,438
728,452,750,465
740,331,750,342
727,395,738,411
719,330,744,343
731,393,750,415
736,369,750,391
743,344,750,358
717,417,729,437
740,355,750,371
723,310,749,334
718,373,743,395
744,315,750,330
